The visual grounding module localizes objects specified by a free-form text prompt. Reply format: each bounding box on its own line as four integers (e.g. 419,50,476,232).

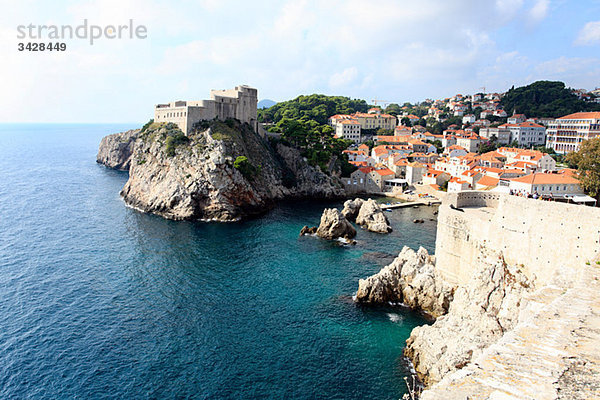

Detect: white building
335,120,362,143
508,172,583,198
462,114,476,124
546,112,600,154
154,85,258,134
498,121,546,147
479,127,511,144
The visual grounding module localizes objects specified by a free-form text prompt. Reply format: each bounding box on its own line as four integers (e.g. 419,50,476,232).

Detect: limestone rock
355,246,452,317
299,226,317,236
341,198,364,222
315,208,357,240
96,129,140,170
404,250,531,386
99,120,345,222
355,199,392,233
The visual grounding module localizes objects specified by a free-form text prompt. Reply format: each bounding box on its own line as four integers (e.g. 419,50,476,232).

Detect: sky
1,0,600,123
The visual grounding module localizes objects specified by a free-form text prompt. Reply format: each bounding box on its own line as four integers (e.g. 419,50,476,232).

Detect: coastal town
152,83,600,207
330,90,600,206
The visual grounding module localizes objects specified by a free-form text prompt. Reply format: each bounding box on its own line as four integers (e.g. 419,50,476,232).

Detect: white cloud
1,0,599,122
575,21,600,45
329,67,358,88
529,0,549,23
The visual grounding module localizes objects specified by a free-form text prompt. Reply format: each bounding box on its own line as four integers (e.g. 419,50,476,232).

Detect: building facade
546,112,600,154
154,85,258,134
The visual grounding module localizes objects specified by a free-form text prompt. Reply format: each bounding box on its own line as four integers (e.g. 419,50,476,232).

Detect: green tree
566,138,600,201
384,103,401,116
401,117,411,126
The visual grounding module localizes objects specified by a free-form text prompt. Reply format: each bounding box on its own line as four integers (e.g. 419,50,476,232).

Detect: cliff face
98,121,344,221
96,129,140,170
355,193,600,397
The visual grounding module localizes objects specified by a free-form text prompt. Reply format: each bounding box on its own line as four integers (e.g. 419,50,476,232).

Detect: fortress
417,192,600,399
436,192,600,287
154,85,258,134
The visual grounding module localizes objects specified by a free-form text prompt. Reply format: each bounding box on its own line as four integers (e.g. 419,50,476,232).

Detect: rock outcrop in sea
300,208,356,241
96,129,140,171
355,199,392,233
315,208,356,240
355,246,452,318
341,198,364,221
97,120,345,221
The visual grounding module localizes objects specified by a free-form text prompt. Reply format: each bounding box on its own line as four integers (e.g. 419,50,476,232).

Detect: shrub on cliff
165,131,189,157
140,119,154,133
234,156,261,180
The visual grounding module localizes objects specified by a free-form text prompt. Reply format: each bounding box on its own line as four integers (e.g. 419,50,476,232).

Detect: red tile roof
557,112,600,120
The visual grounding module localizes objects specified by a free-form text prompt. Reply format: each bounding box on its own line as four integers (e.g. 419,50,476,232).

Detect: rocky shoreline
97,121,345,221
354,195,600,399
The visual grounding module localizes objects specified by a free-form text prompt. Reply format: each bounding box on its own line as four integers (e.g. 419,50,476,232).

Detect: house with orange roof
423,169,451,187
352,111,397,131
461,169,483,187
448,176,471,192
368,168,396,191
391,158,410,176
342,149,368,163
546,112,600,154
345,166,375,193
507,113,527,124
456,134,483,153
375,135,408,144
334,119,362,143
508,172,583,197
475,175,500,190
513,150,556,171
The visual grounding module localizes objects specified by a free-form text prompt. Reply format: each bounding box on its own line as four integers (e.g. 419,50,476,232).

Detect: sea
0,124,438,399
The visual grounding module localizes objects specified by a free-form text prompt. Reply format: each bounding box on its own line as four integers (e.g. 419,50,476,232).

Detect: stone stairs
420,265,600,400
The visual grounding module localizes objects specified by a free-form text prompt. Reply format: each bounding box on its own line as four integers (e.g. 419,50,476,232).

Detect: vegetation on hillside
234,155,261,180
566,138,600,201
258,94,364,175
500,81,600,118
258,94,368,125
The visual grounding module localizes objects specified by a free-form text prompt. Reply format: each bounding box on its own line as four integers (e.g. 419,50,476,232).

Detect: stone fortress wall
436,191,600,288
154,85,258,134
417,191,600,399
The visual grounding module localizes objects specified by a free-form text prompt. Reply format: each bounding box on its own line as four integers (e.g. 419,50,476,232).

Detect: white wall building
546,112,600,154
154,85,258,134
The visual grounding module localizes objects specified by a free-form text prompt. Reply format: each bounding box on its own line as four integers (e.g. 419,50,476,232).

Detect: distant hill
258,99,277,109
500,81,600,118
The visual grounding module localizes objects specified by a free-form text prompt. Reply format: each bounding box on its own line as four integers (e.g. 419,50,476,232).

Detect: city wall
436,191,600,287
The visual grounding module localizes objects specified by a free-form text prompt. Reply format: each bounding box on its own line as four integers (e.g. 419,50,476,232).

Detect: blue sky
1,0,599,123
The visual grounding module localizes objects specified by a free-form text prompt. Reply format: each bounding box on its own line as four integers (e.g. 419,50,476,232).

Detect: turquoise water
0,124,437,399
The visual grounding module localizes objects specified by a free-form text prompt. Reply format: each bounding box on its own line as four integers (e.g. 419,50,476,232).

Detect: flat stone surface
420,265,600,400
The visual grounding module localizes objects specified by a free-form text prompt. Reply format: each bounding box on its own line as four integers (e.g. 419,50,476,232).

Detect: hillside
98,119,345,221
500,80,600,118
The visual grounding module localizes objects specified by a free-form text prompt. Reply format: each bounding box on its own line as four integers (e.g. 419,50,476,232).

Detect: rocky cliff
355,193,600,398
97,120,345,221
96,129,140,170
355,246,452,318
